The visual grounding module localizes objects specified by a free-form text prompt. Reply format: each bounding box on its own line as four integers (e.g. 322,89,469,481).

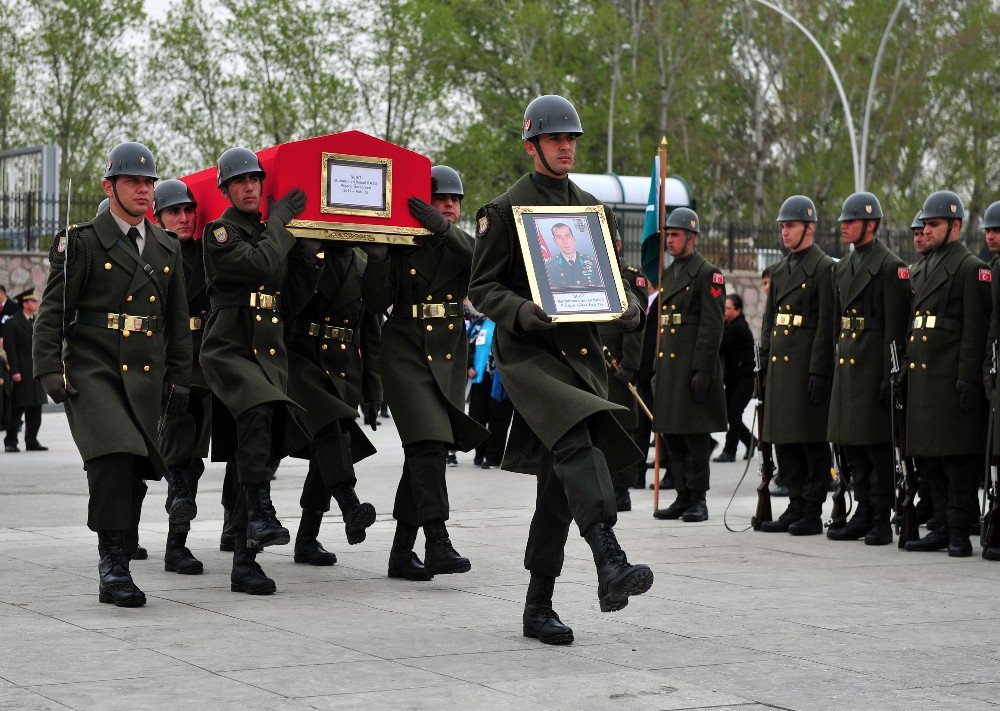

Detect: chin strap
791,223,808,251
111,178,145,219
530,137,559,176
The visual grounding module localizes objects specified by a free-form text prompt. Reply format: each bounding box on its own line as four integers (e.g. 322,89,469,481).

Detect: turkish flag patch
898,267,909,280
636,276,646,287
980,268,992,283
710,286,722,298
712,272,724,285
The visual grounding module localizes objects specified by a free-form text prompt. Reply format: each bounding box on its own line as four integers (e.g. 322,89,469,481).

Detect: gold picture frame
512,205,629,323
320,153,392,218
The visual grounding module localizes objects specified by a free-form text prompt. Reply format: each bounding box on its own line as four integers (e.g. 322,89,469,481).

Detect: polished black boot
230,530,276,594
827,503,872,541
759,500,802,533
294,510,337,566
220,508,235,552
164,531,203,574
331,484,377,545
387,522,433,581
863,508,893,546
582,523,654,612
522,573,574,645
948,530,973,558
244,483,290,550
788,504,823,536
681,492,708,522
163,469,197,532
424,520,471,574
984,545,1000,561
97,531,146,607
903,528,949,552
123,527,148,560
653,491,690,520
615,488,632,512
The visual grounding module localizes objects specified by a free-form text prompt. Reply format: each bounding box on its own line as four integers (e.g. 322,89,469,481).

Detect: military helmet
522,95,584,140
982,201,1000,230
97,198,110,215
920,190,965,220
153,179,197,215
104,142,158,180
776,195,817,223
838,192,883,221
431,165,464,198
910,211,924,230
664,207,700,235
217,147,265,188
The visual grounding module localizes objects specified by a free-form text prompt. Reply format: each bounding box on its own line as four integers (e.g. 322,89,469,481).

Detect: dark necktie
127,226,140,254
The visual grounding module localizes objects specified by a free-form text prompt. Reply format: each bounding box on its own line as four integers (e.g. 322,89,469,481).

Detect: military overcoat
988,254,1000,456
176,237,212,458
651,251,727,434
33,210,192,476
4,311,46,407
759,244,836,444
597,265,647,429
827,240,912,445
905,241,991,456
470,174,644,475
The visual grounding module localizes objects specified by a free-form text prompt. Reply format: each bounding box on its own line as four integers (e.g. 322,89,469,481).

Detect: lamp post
860,0,906,189
606,42,630,174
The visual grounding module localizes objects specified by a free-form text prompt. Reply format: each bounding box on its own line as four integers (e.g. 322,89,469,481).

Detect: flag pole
653,137,668,515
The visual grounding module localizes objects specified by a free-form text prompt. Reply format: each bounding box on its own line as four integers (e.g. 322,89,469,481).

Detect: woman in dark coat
714,294,756,462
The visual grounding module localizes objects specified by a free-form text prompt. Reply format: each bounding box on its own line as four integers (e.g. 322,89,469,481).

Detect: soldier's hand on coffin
806,374,829,406
267,187,306,226
878,379,890,411
956,380,978,413
358,243,388,261
40,372,76,404
163,382,190,416
614,367,636,386
407,196,449,237
516,301,556,332
362,400,380,431
297,238,323,258
691,371,710,403
611,303,641,331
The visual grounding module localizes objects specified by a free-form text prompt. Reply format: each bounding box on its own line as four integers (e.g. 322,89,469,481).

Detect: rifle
751,344,774,530
981,340,1000,555
602,346,653,422
890,340,919,547
826,445,851,530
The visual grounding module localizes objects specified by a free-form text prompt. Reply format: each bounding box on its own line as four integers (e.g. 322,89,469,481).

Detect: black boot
582,523,654,612
97,531,146,607
220,508,235,552
244,483,290,550
788,504,823,536
904,528,949,552
230,530,276,594
522,573,574,645
948,530,972,558
164,531,203,574
615,488,632,512
712,451,736,463
123,527,147,560
681,492,708,522
759,500,802,533
424,520,471,574
863,508,893,546
984,545,1000,561
827,503,872,541
331,484,377,545
653,491,690,520
163,469,197,532
294,510,337,566
387,522,433,581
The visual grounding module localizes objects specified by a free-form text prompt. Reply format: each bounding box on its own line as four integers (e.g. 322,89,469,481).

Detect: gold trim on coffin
320,153,392,218
288,219,429,245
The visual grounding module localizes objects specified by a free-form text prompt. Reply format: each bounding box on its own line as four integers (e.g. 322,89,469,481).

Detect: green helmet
664,207,700,235
153,179,197,215
522,95,583,140
839,192,883,221
982,201,1000,230
920,190,965,220
776,195,817,223
104,142,158,180
910,211,924,230
217,147,265,188
97,198,110,216
431,165,463,197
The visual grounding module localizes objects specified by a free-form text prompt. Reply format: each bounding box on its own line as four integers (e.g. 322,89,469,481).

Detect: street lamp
606,42,631,174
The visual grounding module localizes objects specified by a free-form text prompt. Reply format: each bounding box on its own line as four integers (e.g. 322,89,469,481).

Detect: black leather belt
210,291,280,310
77,310,161,332
840,316,885,331
307,323,354,342
391,302,461,319
774,313,815,328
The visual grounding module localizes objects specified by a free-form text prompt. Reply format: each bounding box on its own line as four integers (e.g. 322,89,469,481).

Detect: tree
0,0,28,151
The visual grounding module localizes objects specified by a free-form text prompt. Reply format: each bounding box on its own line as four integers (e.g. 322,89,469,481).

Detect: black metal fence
0,192,105,252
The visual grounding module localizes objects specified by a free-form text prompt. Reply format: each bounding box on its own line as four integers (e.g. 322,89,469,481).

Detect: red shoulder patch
710,286,722,298
635,276,646,287
712,272,724,285
897,266,909,280
980,268,992,283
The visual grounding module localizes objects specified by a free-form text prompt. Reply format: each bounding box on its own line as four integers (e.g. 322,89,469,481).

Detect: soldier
758,196,835,536
982,200,1000,561
825,192,912,545
470,94,651,646
544,223,602,288
200,146,324,594
151,179,209,574
650,208,727,522
3,288,47,452
33,142,192,607
902,191,991,557
370,164,487,582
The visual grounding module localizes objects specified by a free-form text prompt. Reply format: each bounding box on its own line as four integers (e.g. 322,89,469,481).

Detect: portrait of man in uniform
543,220,605,290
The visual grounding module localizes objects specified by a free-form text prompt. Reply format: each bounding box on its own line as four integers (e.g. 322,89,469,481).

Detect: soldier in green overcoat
367,165,488,582
981,200,1000,561
826,193,912,546
200,146,324,594
3,289,47,452
470,95,651,647
33,142,192,607
902,191,992,557
650,207,727,524
758,195,836,536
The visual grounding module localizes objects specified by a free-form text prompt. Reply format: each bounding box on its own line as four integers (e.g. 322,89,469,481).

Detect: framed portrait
512,205,628,322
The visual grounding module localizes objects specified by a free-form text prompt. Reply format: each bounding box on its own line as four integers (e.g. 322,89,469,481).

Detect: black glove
362,401,380,431
162,382,190,416
957,379,978,413
878,379,890,410
984,373,995,404
614,367,636,386
516,301,556,332
612,303,641,331
807,374,829,406
40,372,77,404
267,187,307,226
407,196,449,236
691,371,710,404
358,242,388,261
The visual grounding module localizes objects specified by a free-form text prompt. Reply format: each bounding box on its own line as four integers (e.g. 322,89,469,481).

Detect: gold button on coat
122,330,130,338
427,355,433,361
271,316,278,324
445,354,452,360
580,348,588,356
409,268,417,275
269,348,276,356
143,365,150,372
163,266,169,274
121,365,128,372
104,262,112,270
149,295,156,303
126,295,133,302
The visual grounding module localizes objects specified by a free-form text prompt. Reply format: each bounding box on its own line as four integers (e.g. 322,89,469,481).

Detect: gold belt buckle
659,315,670,327
841,317,852,330
189,317,203,330
107,313,121,330
123,315,145,331
913,316,923,329
792,315,803,327
329,327,343,339
776,314,790,326
855,317,864,330
423,303,446,318
671,313,682,325
925,315,936,329
307,323,321,337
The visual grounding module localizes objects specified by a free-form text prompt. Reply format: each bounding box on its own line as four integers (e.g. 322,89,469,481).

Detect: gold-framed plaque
513,205,629,323
320,153,392,218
